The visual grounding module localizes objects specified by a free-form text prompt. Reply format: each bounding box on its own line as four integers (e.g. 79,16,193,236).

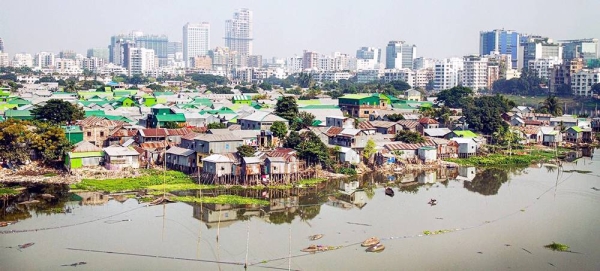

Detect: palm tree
539,95,563,116
64,80,77,93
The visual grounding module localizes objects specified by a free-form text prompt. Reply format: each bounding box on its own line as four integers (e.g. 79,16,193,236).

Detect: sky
1,0,599,59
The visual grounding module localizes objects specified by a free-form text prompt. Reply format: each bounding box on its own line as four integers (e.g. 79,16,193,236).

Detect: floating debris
385,187,394,197
365,243,385,253
591,187,600,191
423,229,452,236
62,262,87,267
347,222,372,227
17,200,40,205
17,243,35,251
0,221,17,227
309,234,323,241
521,248,532,254
301,245,341,253
361,237,380,247
544,242,570,252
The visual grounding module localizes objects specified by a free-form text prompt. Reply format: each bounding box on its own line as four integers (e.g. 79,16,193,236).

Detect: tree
0,119,32,163
591,83,600,95
207,122,227,129
538,95,563,116
147,84,166,91
435,86,474,108
259,82,273,90
388,80,411,92
270,121,288,139
275,96,299,121
283,131,301,149
64,80,77,93
395,130,425,143
126,74,149,85
28,123,72,163
31,99,84,124
162,122,180,129
362,139,376,163
385,113,405,122
297,72,315,88
295,131,330,167
237,145,256,157
464,95,511,134
293,111,315,130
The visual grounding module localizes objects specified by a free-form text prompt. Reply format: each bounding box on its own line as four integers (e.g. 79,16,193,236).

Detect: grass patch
71,170,195,193
0,187,20,196
298,178,327,187
172,195,269,205
146,183,217,192
544,242,570,252
446,153,556,167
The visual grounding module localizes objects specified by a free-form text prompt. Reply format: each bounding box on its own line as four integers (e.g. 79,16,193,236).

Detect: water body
1,156,600,271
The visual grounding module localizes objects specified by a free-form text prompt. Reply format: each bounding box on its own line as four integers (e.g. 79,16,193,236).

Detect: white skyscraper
35,52,55,68
462,56,489,91
225,8,253,56
127,48,156,76
434,58,464,91
386,41,417,69
183,22,210,68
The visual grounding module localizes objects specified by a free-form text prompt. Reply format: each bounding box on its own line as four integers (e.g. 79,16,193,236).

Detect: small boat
18,243,35,250
361,237,380,247
301,245,327,253
309,234,324,241
428,199,437,206
0,221,17,227
385,187,394,197
17,200,40,205
366,243,385,252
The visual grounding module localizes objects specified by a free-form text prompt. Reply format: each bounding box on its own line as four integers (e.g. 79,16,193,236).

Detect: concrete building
286,56,303,73
191,56,212,70
479,29,520,69
386,41,416,69
12,53,34,68
520,36,563,70
571,69,600,97
225,8,253,56
549,58,584,93
0,37,4,52
383,69,415,87
559,38,599,62
81,57,105,72
355,47,380,70
462,56,489,91
0,52,9,67
356,69,382,84
35,52,55,68
247,55,263,68
183,22,210,68
434,58,464,91
528,57,562,80
109,31,168,67
127,48,156,76
86,48,109,62
302,50,319,70
413,57,436,70
415,68,434,89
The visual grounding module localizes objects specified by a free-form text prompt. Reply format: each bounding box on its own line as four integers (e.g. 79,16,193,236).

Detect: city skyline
1,0,599,59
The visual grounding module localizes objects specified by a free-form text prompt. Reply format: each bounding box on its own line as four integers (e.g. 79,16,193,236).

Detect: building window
100,132,104,137
87,132,92,136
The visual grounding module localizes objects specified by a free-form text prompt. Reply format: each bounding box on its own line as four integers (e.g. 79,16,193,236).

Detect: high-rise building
519,36,563,70
35,52,55,68
528,57,561,80
0,37,4,52
559,39,599,62
0,52,9,67
127,48,156,76
59,50,77,60
479,29,520,69
385,41,416,69
183,22,210,68
247,55,263,68
302,51,319,70
571,69,600,96
433,58,464,91
12,53,34,68
87,48,109,62
82,57,105,72
109,31,168,66
356,47,381,70
225,8,253,56
462,56,489,91
549,58,584,93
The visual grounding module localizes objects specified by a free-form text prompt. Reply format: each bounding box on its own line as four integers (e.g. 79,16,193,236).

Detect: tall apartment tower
224,8,253,56
0,38,4,52
183,22,210,68
479,29,520,69
385,41,416,69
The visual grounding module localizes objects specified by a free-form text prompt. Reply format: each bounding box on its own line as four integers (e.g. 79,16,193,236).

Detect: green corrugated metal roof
104,115,133,122
570,126,583,132
156,114,186,122
300,104,340,109
452,130,478,138
62,126,83,133
153,92,175,96
84,110,106,117
339,94,372,100
4,109,32,117
297,99,322,105
68,151,104,158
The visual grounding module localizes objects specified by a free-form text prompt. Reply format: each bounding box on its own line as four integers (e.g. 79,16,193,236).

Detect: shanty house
165,146,197,174
193,134,243,154
103,146,140,170
65,141,104,170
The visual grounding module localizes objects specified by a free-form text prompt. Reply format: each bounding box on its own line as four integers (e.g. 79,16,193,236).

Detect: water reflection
1,166,521,226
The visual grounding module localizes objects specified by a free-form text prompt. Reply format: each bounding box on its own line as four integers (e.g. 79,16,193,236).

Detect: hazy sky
1,0,599,59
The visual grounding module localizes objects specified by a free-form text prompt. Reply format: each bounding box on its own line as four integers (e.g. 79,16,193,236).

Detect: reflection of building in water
193,203,239,229
456,166,476,181
418,171,437,184
269,196,299,212
328,180,369,209
339,180,360,193
74,192,109,205
398,172,418,183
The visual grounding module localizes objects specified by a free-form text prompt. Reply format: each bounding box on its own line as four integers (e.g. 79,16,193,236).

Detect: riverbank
444,149,559,167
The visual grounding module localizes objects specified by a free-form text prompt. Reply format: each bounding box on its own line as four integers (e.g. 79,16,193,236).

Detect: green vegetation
172,195,269,205
31,99,85,124
298,178,327,187
0,119,72,164
544,242,570,252
71,170,195,192
423,229,452,235
395,130,425,143
237,144,256,157
146,183,216,192
446,153,554,167
275,96,299,121
207,122,227,129
0,187,19,196
270,121,288,139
